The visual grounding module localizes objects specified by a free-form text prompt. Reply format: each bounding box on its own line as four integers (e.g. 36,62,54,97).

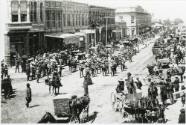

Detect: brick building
116,6,151,36
5,0,45,66
88,5,115,45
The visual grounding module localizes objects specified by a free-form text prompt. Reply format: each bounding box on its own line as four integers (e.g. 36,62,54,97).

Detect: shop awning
80,29,96,34
113,29,121,32
45,33,79,39
45,33,80,44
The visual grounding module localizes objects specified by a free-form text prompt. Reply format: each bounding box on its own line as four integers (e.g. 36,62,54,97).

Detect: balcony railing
7,22,32,30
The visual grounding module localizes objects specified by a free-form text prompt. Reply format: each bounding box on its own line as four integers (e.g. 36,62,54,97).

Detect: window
79,14,81,26
40,3,43,22
67,14,70,26
76,15,78,26
82,14,84,26
21,14,27,22
11,1,19,22
30,1,37,23
58,11,61,28
12,15,18,22
46,10,50,28
131,16,134,23
63,14,66,26
72,14,75,26
52,10,55,27
20,1,27,22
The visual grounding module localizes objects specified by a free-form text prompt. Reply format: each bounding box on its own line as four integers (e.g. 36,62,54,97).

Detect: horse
69,95,90,123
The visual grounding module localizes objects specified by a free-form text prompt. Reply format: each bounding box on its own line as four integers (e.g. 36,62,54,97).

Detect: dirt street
1,36,183,123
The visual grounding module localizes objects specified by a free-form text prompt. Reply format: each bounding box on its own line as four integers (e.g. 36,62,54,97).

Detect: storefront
6,29,44,66
45,33,81,52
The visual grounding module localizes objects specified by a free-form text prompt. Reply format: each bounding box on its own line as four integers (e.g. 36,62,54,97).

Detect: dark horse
69,95,90,123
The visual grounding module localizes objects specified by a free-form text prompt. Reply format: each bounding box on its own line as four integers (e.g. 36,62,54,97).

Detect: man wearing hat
26,83,32,108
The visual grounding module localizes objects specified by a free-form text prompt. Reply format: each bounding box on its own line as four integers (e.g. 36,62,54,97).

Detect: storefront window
11,1,19,22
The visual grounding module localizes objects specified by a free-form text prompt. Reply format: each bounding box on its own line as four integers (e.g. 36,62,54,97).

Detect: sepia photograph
0,0,185,124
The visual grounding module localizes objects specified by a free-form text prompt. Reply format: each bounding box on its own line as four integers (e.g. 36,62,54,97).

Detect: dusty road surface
1,36,184,123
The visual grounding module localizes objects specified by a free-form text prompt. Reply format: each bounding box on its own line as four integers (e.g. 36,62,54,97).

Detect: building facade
116,6,151,36
44,0,89,33
43,0,89,51
89,5,115,45
5,0,116,65
5,0,45,66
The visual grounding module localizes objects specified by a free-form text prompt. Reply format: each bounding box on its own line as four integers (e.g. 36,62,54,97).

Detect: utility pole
106,18,108,45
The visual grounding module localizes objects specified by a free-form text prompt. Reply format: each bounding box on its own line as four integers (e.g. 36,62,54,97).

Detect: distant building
89,5,115,45
116,6,152,36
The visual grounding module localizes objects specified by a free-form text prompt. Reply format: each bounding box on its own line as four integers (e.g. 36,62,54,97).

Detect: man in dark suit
26,83,32,108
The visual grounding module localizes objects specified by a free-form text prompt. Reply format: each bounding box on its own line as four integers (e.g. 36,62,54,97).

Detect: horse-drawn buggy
111,90,166,123
38,94,90,123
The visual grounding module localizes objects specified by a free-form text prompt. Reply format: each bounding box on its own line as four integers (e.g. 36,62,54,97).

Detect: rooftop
116,6,149,14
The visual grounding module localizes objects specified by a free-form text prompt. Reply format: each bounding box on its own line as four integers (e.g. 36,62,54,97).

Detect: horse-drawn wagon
53,94,90,123
110,89,166,123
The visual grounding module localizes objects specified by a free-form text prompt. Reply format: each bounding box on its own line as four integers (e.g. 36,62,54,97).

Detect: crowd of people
113,28,185,123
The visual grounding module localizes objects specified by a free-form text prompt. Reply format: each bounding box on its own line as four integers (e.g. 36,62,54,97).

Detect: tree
174,18,184,25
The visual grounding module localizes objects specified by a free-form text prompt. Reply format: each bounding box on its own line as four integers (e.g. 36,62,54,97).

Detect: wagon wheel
110,92,117,111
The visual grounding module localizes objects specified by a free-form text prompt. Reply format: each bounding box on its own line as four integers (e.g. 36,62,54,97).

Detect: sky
74,0,186,23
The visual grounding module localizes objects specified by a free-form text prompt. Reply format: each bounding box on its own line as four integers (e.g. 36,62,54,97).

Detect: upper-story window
30,1,37,23
20,1,27,22
131,16,135,23
67,14,70,26
40,3,43,22
11,1,19,22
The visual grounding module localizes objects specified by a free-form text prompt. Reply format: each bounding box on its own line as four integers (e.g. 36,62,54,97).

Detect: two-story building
89,5,115,45
43,0,90,52
5,0,45,66
116,6,151,37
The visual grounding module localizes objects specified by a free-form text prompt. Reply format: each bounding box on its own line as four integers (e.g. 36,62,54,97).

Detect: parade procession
0,0,186,124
